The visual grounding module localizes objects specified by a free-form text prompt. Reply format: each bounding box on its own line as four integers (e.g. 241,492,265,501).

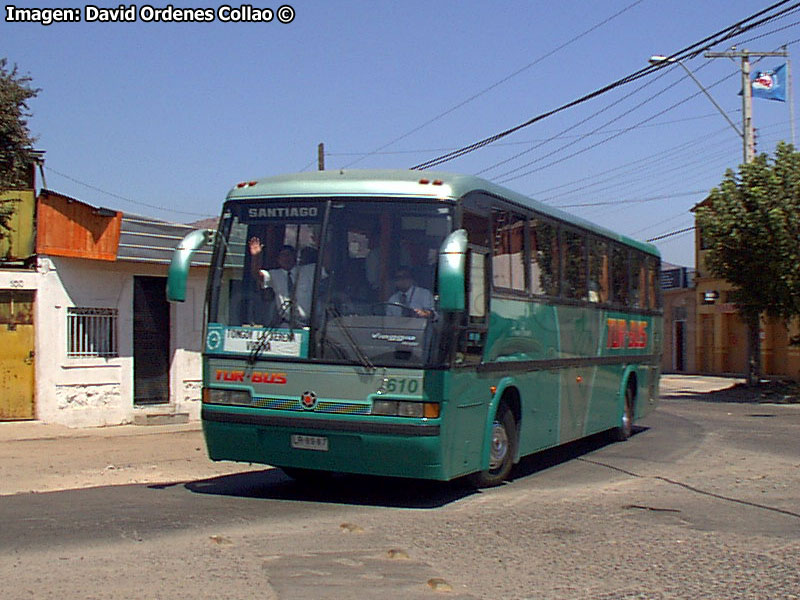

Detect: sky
4,0,800,267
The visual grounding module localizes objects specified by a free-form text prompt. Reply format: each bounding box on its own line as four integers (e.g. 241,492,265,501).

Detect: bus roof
226,169,660,257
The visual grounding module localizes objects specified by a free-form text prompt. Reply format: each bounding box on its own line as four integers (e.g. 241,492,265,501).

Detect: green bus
168,169,662,486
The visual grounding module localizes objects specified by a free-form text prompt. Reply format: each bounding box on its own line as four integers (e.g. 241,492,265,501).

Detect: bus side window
459,211,490,364
646,256,660,309
563,229,587,301
462,211,490,324
530,219,559,296
611,245,630,307
492,210,527,292
463,211,489,247
589,238,609,303
630,252,645,308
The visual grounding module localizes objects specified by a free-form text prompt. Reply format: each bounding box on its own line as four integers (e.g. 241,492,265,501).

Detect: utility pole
317,142,325,171
704,49,790,386
705,49,789,163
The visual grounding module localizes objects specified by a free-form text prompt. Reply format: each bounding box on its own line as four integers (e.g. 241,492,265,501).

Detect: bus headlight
371,400,439,418
398,402,424,418
203,388,252,405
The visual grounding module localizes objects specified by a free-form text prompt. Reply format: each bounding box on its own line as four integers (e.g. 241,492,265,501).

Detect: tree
695,141,800,384
0,58,39,191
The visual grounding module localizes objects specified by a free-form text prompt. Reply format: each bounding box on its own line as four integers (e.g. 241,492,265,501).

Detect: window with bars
67,307,118,358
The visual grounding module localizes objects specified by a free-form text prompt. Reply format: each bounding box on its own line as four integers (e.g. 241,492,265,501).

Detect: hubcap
621,411,631,436
622,391,633,436
489,420,509,470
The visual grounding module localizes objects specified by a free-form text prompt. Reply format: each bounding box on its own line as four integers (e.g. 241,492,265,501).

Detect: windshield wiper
324,306,375,372
247,299,295,364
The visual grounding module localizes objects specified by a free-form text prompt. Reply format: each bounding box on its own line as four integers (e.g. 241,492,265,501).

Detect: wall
661,286,696,373
29,255,207,427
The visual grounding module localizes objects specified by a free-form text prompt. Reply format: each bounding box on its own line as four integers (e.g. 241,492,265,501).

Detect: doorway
133,276,170,405
674,320,686,372
0,290,35,420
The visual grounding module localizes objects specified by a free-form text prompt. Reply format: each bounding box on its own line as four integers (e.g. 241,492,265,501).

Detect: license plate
290,434,329,452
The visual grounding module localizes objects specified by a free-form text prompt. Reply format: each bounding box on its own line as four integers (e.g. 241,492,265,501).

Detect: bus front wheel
468,403,516,488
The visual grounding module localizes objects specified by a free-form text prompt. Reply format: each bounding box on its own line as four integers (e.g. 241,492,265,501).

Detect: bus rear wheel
612,384,635,442
468,403,516,488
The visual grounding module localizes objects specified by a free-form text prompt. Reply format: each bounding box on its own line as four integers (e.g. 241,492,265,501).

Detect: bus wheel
612,384,635,442
468,403,516,488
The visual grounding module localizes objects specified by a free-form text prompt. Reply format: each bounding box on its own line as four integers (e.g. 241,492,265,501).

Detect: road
1,381,799,599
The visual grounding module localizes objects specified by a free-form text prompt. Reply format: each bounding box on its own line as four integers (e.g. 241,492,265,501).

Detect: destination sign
206,324,308,358
246,206,320,220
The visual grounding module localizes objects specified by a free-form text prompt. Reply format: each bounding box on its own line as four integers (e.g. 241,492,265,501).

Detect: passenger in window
387,267,434,317
248,238,316,325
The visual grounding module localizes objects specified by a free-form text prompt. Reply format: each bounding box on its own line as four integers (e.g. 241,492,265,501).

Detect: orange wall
36,190,121,261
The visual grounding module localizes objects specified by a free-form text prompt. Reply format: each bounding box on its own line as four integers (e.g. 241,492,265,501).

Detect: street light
649,55,743,138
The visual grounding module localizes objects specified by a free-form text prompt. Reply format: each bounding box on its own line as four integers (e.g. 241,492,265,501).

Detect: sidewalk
0,419,201,443
659,373,745,396
0,419,262,496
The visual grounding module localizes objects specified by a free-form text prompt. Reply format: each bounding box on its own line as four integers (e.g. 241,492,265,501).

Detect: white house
0,189,212,427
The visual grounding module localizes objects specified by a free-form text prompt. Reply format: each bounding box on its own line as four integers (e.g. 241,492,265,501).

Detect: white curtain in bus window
589,238,609,303
530,219,559,296
469,252,487,320
492,211,526,291
612,245,630,306
563,229,587,301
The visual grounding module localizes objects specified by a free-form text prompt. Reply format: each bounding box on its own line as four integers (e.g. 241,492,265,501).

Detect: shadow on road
511,427,647,481
179,468,477,509
174,428,644,507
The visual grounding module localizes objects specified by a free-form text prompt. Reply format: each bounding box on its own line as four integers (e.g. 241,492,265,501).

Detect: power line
647,226,696,242
529,123,734,198
555,190,707,209
46,166,215,219
411,1,800,171
497,26,800,186
538,118,788,205
630,211,695,236
491,38,796,194
326,111,730,158
475,63,676,178
339,0,647,169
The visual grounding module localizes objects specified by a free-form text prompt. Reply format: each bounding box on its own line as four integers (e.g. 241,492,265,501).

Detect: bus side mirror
437,229,467,312
167,229,213,302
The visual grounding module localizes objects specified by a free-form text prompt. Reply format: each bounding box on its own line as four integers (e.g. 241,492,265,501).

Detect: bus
168,169,662,487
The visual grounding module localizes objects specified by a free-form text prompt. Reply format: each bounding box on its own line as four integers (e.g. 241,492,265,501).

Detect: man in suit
248,238,315,326
386,267,434,317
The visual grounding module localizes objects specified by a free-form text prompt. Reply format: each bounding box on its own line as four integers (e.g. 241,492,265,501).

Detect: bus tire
612,384,635,442
468,402,516,488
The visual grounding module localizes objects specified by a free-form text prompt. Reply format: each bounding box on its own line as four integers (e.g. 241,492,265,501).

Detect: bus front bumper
201,405,447,480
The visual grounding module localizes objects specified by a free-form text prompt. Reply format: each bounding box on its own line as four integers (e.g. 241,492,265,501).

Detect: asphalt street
0,375,798,599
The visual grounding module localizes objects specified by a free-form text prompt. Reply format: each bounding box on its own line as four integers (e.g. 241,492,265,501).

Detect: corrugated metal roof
117,213,214,266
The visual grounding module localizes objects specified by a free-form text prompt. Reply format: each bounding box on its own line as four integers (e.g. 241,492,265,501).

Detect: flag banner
751,64,787,102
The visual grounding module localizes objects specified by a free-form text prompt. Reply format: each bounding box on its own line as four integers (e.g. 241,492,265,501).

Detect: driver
386,267,434,317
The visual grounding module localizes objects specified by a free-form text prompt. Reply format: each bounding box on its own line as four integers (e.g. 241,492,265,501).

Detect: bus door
448,211,490,474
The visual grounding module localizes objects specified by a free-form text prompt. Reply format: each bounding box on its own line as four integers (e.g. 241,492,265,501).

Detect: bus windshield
207,198,453,368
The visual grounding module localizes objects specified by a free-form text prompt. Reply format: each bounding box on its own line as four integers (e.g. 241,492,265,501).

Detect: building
693,208,800,380
0,180,212,426
660,263,696,374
